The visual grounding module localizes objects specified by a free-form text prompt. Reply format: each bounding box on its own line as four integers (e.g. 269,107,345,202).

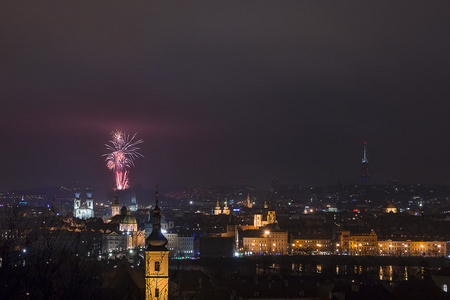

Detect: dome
146,228,168,248
145,204,168,249
122,212,137,224
145,186,168,249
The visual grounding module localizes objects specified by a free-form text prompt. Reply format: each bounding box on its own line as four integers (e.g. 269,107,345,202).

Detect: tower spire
145,184,167,249
145,184,169,300
155,184,159,208
361,142,369,185
362,142,368,163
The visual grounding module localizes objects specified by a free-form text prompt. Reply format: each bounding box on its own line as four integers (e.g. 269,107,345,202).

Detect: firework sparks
104,130,143,190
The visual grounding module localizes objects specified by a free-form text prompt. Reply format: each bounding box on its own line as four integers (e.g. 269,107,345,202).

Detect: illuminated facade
129,194,138,212
385,203,397,213
291,238,333,254
222,199,230,215
119,208,138,232
145,189,169,300
111,193,120,217
253,205,276,229
338,230,377,255
246,193,253,208
102,230,145,253
378,240,446,257
73,188,94,219
243,228,288,256
214,198,222,215
337,231,446,257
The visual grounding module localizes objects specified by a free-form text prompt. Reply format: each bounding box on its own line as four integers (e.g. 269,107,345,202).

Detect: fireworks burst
104,130,143,190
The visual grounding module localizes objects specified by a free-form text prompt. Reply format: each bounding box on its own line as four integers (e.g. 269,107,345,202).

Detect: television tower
361,142,369,185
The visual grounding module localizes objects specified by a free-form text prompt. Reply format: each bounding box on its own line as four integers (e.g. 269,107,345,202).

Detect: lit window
443,284,448,292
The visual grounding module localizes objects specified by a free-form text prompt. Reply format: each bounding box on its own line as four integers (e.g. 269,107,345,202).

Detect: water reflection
290,263,424,282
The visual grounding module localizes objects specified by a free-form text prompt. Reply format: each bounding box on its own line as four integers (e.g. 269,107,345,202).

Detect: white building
129,194,138,212
73,188,94,219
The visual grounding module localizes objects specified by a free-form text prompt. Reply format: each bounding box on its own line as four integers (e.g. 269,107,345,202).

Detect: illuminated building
291,237,333,254
384,203,397,213
214,198,222,215
111,193,120,217
222,199,230,215
361,142,369,185
119,206,138,232
102,206,144,252
145,188,169,300
253,214,263,228
246,193,252,208
338,230,377,255
378,240,446,257
242,226,288,256
253,202,277,229
73,187,94,219
129,194,138,212
267,203,276,224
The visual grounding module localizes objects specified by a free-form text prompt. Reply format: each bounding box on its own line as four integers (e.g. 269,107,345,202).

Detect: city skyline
2,2,450,191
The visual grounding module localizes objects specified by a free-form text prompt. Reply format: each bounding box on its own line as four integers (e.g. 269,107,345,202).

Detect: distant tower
145,186,169,300
214,198,222,215
130,194,138,212
267,202,276,224
111,193,120,217
86,187,94,211
361,142,370,185
73,188,81,217
223,198,230,215
246,193,252,208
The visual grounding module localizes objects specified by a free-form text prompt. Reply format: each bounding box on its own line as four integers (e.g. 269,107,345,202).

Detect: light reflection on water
290,263,425,281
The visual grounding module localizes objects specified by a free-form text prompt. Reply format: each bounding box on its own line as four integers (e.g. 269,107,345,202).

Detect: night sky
1,2,450,192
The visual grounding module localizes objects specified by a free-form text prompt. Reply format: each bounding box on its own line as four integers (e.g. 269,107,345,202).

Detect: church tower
214,198,222,215
222,198,230,215
111,193,120,217
129,194,138,212
73,188,81,218
267,202,276,224
246,193,252,208
145,187,169,300
86,187,94,211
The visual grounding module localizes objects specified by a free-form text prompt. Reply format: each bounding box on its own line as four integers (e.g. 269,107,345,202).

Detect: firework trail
104,131,143,190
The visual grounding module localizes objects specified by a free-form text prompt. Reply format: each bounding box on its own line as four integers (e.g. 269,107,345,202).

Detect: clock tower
145,187,169,300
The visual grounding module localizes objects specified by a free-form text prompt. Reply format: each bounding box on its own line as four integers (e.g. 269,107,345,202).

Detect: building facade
73,188,94,219
338,230,377,255
378,240,446,257
111,193,120,218
243,227,288,256
291,237,333,254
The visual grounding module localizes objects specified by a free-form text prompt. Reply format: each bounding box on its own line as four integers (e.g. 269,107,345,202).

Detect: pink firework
104,131,143,190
